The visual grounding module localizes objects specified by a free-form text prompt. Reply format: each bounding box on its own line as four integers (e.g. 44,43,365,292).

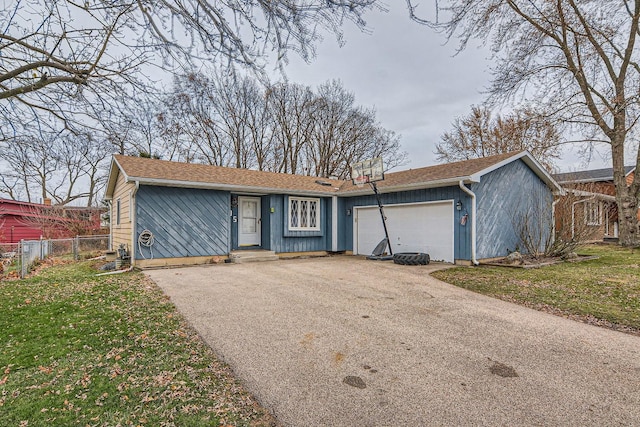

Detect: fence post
74,236,79,261
20,239,25,279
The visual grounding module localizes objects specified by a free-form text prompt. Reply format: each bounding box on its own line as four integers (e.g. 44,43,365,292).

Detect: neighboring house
105,151,562,268
0,199,105,244
553,166,637,242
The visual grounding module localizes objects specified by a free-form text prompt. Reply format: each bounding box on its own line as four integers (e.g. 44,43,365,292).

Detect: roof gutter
565,188,614,201
126,177,340,197
343,177,478,197
551,197,559,248
107,199,113,250
459,181,479,265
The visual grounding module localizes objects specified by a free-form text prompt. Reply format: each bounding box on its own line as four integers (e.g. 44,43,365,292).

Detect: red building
0,199,106,244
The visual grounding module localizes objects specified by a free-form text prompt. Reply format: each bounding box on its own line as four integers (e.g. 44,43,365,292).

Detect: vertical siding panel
260,195,271,250
136,186,230,258
474,160,553,259
270,195,283,253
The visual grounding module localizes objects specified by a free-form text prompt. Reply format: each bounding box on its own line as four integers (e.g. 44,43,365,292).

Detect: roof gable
340,151,562,195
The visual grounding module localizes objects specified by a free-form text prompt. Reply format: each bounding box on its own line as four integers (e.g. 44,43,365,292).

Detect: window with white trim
585,201,601,226
289,197,320,231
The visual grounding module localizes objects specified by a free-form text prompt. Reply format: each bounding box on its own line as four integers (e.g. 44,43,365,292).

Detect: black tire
393,252,430,265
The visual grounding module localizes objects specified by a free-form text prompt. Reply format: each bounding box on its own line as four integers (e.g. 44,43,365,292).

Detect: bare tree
18,204,104,239
0,1,147,138
268,82,318,174
308,80,367,177
436,106,561,170
1,135,58,203
152,72,406,178
2,1,387,206
1,1,383,131
365,128,407,173
0,173,22,201
512,183,614,258
72,133,113,207
246,82,276,171
216,73,259,169
511,200,553,259
309,80,406,178
159,73,234,166
410,0,640,246
0,131,110,206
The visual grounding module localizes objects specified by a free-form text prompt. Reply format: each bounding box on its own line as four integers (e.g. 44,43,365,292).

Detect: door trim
238,196,261,247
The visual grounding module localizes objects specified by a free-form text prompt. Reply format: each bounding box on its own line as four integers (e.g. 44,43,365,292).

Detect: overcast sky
275,4,613,173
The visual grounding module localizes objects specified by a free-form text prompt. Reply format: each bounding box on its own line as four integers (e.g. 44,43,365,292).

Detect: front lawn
432,244,640,334
0,260,275,426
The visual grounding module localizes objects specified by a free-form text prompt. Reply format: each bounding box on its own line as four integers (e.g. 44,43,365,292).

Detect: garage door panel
355,202,454,263
355,208,388,256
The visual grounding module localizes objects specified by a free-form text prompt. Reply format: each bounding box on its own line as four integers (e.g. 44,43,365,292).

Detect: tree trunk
616,191,639,246
612,132,639,246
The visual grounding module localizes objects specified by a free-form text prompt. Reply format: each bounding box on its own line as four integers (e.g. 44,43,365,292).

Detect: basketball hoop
350,157,393,259
351,157,384,186
354,174,370,188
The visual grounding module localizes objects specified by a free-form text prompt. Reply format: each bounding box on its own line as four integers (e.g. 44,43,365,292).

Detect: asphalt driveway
146,256,640,426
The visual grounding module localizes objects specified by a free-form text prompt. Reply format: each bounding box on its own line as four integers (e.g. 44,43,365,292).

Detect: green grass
432,244,640,333
0,260,274,427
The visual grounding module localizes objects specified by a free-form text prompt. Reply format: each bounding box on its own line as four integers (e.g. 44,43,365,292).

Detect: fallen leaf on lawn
38,366,52,374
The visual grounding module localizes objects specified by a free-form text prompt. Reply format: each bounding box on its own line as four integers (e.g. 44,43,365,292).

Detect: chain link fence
0,235,109,278
0,242,20,276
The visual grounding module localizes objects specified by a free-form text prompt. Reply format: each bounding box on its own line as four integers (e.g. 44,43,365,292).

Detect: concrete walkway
146,257,640,426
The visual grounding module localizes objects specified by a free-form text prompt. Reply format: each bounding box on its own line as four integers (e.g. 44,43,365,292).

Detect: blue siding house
104,151,562,268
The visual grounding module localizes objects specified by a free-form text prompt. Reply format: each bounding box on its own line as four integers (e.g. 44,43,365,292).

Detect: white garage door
354,201,454,263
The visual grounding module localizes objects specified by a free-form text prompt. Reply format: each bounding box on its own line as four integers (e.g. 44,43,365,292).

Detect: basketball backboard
351,157,384,185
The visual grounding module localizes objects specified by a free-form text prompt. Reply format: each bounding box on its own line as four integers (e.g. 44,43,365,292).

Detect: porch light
456,200,463,211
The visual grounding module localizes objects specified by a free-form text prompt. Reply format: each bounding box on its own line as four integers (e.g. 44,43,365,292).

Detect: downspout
551,198,560,246
96,266,134,277
130,181,140,267
458,181,479,265
106,199,113,250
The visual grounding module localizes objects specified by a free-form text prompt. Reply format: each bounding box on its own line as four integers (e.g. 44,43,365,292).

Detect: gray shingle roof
553,166,635,183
